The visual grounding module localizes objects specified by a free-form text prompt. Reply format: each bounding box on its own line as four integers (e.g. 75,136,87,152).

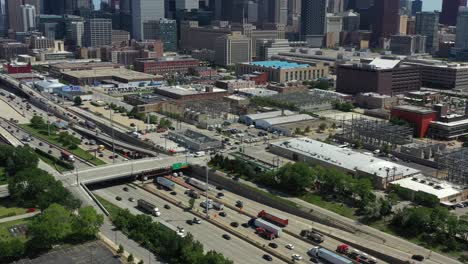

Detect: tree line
113,208,233,264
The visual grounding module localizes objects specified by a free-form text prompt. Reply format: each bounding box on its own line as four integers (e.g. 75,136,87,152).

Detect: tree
314,81,329,90
30,115,46,129
127,253,134,263
117,244,124,256
138,260,144,264
73,96,82,106
188,198,195,210
294,127,302,135
318,123,327,131
72,206,104,240
331,123,337,129
276,163,315,194
5,146,39,175
29,204,73,249
304,126,311,133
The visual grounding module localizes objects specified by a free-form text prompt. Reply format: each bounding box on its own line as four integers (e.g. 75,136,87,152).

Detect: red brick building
134,56,199,76
391,105,438,138
241,72,268,85
4,62,32,74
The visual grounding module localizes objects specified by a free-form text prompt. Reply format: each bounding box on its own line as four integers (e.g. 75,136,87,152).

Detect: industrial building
336,58,421,96
154,85,228,101
34,79,67,93
269,138,421,189
167,129,222,151
255,114,314,130
355,93,398,109
49,62,124,78
123,93,174,113
390,175,467,204
236,60,329,83
133,56,200,76
391,105,438,138
61,68,155,85
241,110,296,125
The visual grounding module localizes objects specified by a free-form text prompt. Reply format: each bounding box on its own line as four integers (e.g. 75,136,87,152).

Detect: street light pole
75,166,79,186
46,104,50,136
205,165,209,218
110,109,115,163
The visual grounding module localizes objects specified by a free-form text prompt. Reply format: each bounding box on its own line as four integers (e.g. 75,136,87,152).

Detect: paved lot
12,240,121,264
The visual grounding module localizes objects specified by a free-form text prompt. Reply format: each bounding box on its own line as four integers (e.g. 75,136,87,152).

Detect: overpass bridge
60,156,204,185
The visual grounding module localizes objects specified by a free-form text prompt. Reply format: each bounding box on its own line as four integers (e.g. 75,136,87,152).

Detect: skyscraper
372,0,399,45
20,4,35,32
71,21,85,47
7,0,39,32
411,0,422,16
301,0,327,46
399,0,412,16
258,0,288,26
131,0,165,40
143,18,177,51
175,0,198,10
0,0,7,36
84,18,112,47
327,0,344,14
415,11,439,54
455,7,468,51
440,0,467,26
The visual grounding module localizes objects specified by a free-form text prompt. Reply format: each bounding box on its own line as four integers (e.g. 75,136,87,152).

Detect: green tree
314,81,329,90
30,115,46,129
0,238,25,260
127,253,134,263
117,244,124,256
294,127,302,135
189,198,195,210
304,126,311,133
276,163,315,194
73,96,82,106
5,146,39,175
29,204,73,249
138,260,144,264
72,206,104,240
318,123,327,131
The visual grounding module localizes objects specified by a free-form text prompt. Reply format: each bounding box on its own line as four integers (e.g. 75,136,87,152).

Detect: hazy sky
423,0,443,11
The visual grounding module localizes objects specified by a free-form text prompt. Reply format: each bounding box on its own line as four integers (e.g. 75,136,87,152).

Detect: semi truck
256,227,276,240
137,199,161,216
257,210,289,227
60,151,75,162
337,244,377,264
252,218,282,237
156,177,175,191
84,120,96,130
187,178,208,191
300,229,324,243
308,247,353,264
200,199,224,210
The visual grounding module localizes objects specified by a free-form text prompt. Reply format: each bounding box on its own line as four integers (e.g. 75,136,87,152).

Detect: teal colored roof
250,61,310,69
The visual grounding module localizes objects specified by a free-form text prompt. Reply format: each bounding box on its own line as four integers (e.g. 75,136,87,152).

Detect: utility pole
205,164,209,218
110,109,115,163
46,104,50,136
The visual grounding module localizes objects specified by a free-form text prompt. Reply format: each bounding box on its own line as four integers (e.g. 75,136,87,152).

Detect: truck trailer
187,178,208,191
308,247,353,264
156,177,175,190
258,210,289,227
252,218,282,237
137,199,160,216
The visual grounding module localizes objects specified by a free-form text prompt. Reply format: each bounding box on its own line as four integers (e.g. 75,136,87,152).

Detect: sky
423,0,443,11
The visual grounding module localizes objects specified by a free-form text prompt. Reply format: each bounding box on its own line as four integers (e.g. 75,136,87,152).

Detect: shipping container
308,247,353,264
258,210,289,227
156,177,175,190
253,218,282,237
187,178,208,191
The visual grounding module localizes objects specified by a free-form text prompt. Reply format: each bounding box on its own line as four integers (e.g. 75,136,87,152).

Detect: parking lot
12,240,121,264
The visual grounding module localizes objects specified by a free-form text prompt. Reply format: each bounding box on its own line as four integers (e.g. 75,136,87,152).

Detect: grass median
0,199,27,219
20,124,106,166
0,218,32,242
94,194,120,219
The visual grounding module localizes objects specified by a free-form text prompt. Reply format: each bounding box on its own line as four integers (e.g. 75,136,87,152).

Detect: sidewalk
0,211,40,224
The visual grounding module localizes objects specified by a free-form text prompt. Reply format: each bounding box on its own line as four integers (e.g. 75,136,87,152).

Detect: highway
94,184,286,264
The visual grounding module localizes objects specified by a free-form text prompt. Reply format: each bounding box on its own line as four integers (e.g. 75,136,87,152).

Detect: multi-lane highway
94,184,286,264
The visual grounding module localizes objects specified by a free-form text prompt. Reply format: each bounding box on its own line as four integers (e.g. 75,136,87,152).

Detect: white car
286,244,294,250
292,254,302,261
193,218,202,224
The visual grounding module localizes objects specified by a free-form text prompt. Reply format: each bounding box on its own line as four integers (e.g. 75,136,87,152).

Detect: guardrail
80,182,109,216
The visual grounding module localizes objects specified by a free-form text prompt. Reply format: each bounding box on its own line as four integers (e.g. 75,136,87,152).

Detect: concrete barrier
81,183,109,216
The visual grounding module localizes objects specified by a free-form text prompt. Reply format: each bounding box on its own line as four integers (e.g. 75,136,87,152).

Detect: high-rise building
415,11,439,54
399,15,408,35
327,0,344,14
399,0,412,16
325,14,342,47
71,21,84,47
455,7,468,51
341,10,360,32
120,0,131,13
7,0,39,32
84,18,112,47
411,0,422,16
258,0,288,26
175,0,198,10
214,32,251,66
131,0,165,40
372,0,399,45
301,0,327,46
20,5,36,32
143,18,177,51
441,0,467,26
0,0,6,37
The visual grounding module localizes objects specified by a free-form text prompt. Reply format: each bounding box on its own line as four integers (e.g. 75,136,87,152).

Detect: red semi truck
257,210,289,227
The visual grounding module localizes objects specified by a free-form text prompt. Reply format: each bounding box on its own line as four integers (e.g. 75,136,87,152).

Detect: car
38,142,43,146
193,218,201,224
268,243,278,249
292,254,302,261
216,186,223,191
49,144,53,148
222,234,231,240
262,254,273,261
241,223,249,228
230,222,239,228
186,219,193,225
170,191,177,196
219,211,227,217
456,203,465,208
47,150,52,154
235,200,243,208
128,197,135,202
123,187,129,191
217,192,224,198
463,201,468,206
115,196,122,201
286,244,294,250
99,154,104,157
411,255,425,261
164,204,171,209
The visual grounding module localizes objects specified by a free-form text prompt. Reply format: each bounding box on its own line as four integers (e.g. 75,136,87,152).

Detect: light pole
75,166,79,186
110,109,116,163
46,104,51,136
205,164,209,218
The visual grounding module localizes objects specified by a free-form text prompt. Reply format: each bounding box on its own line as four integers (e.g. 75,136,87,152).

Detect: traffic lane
156,182,314,263
95,184,286,264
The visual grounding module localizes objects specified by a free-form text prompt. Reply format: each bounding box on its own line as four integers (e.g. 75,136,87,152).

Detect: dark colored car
170,191,177,196
164,204,171,209
268,243,278,249
262,254,273,261
217,192,224,198
115,196,122,201
123,187,129,191
230,222,239,228
216,186,223,191
219,211,227,217
412,255,424,262
222,234,231,240
186,219,193,225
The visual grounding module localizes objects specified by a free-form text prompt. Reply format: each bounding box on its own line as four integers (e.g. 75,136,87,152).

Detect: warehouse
255,114,314,130
167,129,222,151
269,138,421,189
240,110,296,125
61,68,155,85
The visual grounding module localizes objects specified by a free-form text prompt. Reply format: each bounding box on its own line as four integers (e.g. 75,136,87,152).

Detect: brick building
336,58,421,95
134,56,199,76
4,62,32,74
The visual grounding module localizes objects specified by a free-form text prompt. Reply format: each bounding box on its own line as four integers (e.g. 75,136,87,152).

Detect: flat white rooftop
391,176,463,199
244,110,296,121
272,138,420,178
